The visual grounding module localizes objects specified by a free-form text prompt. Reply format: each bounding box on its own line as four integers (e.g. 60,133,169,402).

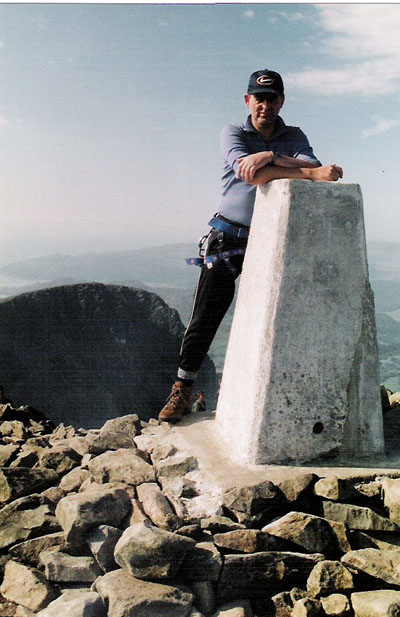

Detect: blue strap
208,216,249,239
186,248,246,268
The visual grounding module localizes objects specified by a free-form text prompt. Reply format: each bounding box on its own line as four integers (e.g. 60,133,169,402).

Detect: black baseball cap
247,69,284,96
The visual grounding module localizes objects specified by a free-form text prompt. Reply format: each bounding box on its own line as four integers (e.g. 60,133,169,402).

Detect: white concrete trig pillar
216,179,384,465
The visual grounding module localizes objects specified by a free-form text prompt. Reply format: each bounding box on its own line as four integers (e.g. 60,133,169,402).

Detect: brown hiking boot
158,382,193,423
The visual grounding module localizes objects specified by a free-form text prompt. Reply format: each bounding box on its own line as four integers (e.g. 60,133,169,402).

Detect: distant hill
1,241,400,381
0,283,217,427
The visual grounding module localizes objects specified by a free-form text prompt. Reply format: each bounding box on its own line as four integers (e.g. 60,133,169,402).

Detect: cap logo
256,75,274,85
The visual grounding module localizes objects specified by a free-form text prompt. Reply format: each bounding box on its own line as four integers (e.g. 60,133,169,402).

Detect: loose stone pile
2,402,400,616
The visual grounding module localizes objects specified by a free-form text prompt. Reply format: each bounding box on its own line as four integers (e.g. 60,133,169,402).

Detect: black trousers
178,230,247,380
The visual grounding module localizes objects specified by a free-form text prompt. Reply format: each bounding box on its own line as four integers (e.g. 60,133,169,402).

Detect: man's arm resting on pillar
237,159,343,185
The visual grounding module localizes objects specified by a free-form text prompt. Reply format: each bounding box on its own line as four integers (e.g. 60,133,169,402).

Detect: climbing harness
185,216,248,277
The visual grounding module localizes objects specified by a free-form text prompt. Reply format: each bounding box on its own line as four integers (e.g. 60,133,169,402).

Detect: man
159,68,343,423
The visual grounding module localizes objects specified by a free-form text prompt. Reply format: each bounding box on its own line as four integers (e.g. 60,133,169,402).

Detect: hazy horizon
1,4,400,267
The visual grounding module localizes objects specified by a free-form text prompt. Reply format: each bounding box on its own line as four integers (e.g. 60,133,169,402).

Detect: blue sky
1,3,399,265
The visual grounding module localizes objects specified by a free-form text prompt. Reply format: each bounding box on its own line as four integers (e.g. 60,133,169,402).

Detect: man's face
245,93,285,131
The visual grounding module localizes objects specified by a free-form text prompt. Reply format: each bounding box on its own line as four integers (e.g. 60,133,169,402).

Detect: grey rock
306,560,354,597
212,600,253,616
0,284,217,427
262,511,338,554
192,580,216,615
90,414,142,451
351,590,400,617
271,591,293,617
321,594,351,617
181,540,222,581
36,590,106,617
40,550,102,582
0,444,19,466
277,473,318,502
0,420,26,439
9,450,39,468
213,529,297,554
94,568,194,617
124,497,152,526
200,516,246,534
325,519,352,554
217,552,324,602
9,532,67,568
59,467,91,492
38,445,81,474
87,524,122,572
55,483,131,543
155,454,199,479
342,548,400,586
88,448,156,484
150,442,178,464
0,494,60,549
114,521,196,580
222,480,282,517
382,477,400,526
322,501,399,531
0,560,57,611
314,477,358,501
292,597,322,617
136,482,181,530
349,530,400,552
15,607,36,617
0,468,58,504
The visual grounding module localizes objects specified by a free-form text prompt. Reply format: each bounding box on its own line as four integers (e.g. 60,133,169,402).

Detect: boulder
38,445,81,475
59,467,91,492
40,550,102,582
321,594,351,617
211,601,253,617
306,560,354,597
217,552,324,602
36,590,106,617
271,591,293,617
87,525,122,572
181,540,223,581
94,568,194,617
200,516,246,534
322,502,399,531
0,494,60,549
342,548,400,586
88,448,156,484
9,532,67,568
382,477,400,526
292,597,322,617
351,590,400,617
213,529,296,553
90,414,142,451
55,484,131,543
222,481,282,519
277,473,318,503
262,512,338,554
136,482,181,530
191,580,216,615
0,468,58,504
0,560,57,611
155,454,199,479
0,444,19,466
314,477,359,501
114,521,196,580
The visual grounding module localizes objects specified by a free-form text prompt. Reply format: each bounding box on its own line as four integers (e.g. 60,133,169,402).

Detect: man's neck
255,123,276,142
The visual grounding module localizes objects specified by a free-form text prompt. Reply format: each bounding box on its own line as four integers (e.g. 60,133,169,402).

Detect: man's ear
280,94,285,108
244,94,250,106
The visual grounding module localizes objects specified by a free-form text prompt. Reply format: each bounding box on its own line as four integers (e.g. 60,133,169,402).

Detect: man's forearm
251,164,343,185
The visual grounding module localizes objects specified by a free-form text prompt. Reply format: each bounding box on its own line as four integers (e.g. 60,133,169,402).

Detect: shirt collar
244,114,289,139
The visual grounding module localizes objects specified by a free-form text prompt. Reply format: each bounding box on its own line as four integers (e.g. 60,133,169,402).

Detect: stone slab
215,180,383,464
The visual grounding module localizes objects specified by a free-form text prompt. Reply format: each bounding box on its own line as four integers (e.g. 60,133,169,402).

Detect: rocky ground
2,403,400,615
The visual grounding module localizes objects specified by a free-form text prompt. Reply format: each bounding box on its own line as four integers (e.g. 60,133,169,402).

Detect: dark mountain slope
0,283,217,427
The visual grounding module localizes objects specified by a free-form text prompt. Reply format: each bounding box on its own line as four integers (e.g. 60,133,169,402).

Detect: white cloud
243,10,255,20
0,117,8,128
278,11,304,22
286,5,400,97
362,117,400,139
